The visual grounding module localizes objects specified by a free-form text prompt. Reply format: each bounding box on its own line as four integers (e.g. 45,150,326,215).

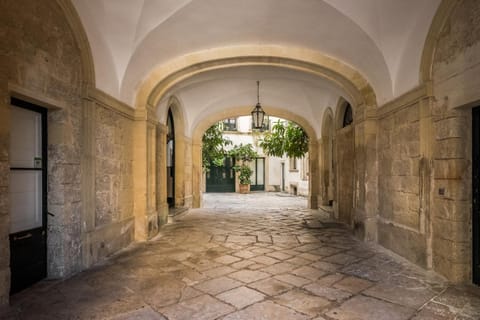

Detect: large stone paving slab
4,193,480,319
160,294,235,320
325,295,415,320
222,301,309,320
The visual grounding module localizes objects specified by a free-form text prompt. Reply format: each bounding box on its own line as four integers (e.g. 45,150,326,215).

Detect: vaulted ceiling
72,0,441,136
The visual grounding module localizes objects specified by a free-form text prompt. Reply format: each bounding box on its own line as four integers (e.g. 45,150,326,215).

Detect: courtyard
2,193,480,319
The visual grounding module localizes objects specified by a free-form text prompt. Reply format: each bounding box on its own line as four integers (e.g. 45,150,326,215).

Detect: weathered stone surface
248,277,293,296
216,286,265,309
275,289,330,316
326,295,415,320
228,270,270,283
223,301,309,320
333,276,373,294
378,222,427,268
3,193,479,318
109,306,166,320
194,276,242,295
160,294,235,320
364,282,437,309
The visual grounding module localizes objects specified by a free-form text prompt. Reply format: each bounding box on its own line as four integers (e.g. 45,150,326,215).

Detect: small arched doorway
166,109,175,207
335,101,354,225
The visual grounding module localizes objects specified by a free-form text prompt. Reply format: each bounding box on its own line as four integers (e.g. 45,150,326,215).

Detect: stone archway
190,106,319,209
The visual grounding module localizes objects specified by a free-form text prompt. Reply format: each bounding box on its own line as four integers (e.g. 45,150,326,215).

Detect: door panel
473,106,480,285
9,99,47,294
206,157,235,192
10,171,43,233
250,158,265,191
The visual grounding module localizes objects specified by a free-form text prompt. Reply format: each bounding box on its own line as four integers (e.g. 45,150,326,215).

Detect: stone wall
377,102,426,266
429,0,480,282
0,0,138,306
0,0,85,300
88,103,134,263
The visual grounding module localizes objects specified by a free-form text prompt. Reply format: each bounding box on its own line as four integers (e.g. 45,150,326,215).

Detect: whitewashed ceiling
72,0,441,136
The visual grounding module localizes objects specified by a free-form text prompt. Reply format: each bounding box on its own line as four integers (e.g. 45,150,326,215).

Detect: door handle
14,233,32,241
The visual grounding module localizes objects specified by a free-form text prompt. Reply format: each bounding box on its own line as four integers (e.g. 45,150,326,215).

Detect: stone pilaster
192,141,203,208
80,98,96,268
308,140,319,209
133,107,159,241
156,124,168,225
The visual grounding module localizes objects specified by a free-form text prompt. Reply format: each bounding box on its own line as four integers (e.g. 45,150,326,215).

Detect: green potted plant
229,143,258,193
235,165,253,193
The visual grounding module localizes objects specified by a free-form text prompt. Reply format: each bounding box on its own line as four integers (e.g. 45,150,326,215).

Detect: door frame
473,106,480,284
167,109,175,207
9,97,48,294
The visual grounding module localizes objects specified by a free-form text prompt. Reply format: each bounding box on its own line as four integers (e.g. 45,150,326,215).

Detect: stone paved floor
3,192,480,319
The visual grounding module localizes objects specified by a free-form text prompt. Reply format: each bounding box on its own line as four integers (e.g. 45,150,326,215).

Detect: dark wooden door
206,157,235,192
9,98,47,294
473,106,480,284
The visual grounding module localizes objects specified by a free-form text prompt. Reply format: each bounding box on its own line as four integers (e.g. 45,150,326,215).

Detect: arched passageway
3,0,480,310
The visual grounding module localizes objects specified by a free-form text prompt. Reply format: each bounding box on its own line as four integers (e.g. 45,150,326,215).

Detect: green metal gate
206,157,235,192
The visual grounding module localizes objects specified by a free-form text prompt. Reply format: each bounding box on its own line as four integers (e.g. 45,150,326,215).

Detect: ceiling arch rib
136,46,375,114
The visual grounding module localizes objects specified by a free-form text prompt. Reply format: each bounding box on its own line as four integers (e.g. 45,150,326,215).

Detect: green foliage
202,123,232,171
229,143,258,185
234,165,253,185
228,143,258,162
260,120,309,158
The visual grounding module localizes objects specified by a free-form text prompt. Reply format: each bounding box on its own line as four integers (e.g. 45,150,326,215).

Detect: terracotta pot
239,184,250,194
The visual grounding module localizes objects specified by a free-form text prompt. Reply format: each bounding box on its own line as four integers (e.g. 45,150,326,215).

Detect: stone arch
419,0,459,84
320,108,335,207
56,0,96,87
190,105,319,209
133,46,377,111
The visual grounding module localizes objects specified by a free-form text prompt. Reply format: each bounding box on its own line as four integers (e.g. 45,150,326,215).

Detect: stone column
80,98,96,268
183,137,193,208
362,105,378,242
308,140,319,209
132,107,158,241
192,141,203,208
352,104,378,241
419,96,434,269
156,124,168,225
174,134,186,208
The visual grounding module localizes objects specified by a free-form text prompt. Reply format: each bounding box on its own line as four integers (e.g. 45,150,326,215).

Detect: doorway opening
167,109,175,207
9,98,47,294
